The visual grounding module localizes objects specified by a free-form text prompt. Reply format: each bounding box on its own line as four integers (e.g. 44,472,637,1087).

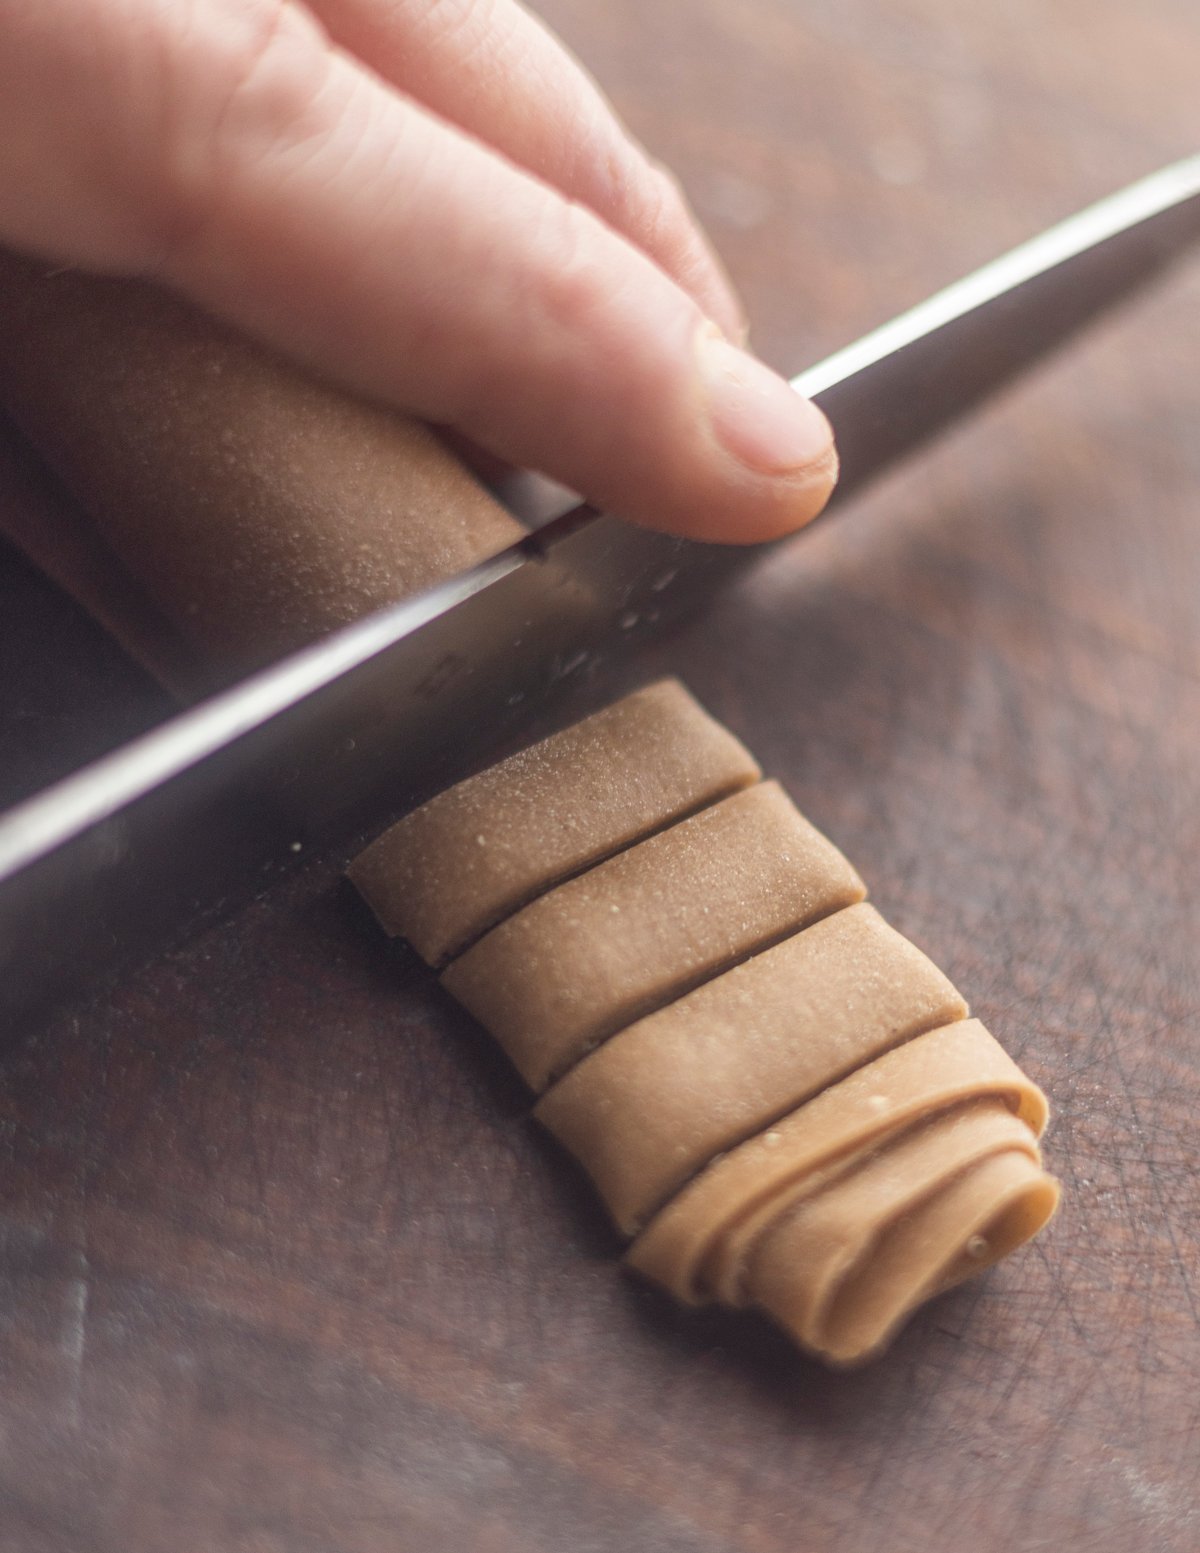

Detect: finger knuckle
154,0,334,257
633,155,696,256
363,0,505,67
423,0,501,49
580,134,700,272
533,197,616,337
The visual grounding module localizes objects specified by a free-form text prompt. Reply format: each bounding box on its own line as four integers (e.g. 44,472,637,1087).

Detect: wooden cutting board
1,1,1197,1548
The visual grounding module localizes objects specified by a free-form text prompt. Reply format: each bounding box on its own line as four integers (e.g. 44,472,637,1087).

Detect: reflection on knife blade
1,154,1198,1027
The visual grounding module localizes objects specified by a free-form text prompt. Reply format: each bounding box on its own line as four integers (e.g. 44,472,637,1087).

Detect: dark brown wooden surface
2,1,1199,1548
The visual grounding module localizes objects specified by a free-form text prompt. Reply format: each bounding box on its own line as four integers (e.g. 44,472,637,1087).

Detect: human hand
0,0,836,542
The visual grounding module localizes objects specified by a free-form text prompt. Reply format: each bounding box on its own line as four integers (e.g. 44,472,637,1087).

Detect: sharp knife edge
2,154,1198,1022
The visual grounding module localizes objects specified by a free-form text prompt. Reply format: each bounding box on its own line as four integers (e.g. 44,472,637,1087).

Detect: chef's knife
1,155,1198,1026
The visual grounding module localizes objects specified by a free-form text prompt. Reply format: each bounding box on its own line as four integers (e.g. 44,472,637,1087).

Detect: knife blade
2,154,1198,1027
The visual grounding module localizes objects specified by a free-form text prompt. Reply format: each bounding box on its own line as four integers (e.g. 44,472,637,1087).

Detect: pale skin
0,0,837,542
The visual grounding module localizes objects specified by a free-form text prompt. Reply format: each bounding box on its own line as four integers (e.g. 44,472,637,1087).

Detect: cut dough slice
348,680,761,964
744,1099,1043,1362
625,1019,1048,1304
536,902,967,1234
806,1149,1059,1365
441,780,866,1091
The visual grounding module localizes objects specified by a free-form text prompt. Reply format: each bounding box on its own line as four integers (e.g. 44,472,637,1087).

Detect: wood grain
1,1,1198,1548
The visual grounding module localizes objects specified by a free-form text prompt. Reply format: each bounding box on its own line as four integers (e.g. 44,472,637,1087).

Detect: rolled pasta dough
347,682,1059,1367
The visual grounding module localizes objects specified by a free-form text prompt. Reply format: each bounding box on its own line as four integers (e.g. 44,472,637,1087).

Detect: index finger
309,0,747,341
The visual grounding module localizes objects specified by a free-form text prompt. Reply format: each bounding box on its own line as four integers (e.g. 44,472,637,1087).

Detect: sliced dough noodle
809,1150,1058,1365
626,1018,1048,1305
442,780,865,1091
348,680,760,964
744,1100,1045,1362
536,903,966,1234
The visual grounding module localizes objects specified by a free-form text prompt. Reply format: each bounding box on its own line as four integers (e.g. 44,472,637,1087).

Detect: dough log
349,679,1060,1367
0,250,525,692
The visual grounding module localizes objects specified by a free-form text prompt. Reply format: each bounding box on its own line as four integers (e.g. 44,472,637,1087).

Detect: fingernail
697,324,833,474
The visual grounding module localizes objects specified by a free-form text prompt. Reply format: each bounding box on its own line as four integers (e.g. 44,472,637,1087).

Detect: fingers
308,0,746,340
157,3,836,540
0,0,836,541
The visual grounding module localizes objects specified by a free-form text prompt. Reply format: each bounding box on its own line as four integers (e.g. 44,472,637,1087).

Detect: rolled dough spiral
350,679,1059,1366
